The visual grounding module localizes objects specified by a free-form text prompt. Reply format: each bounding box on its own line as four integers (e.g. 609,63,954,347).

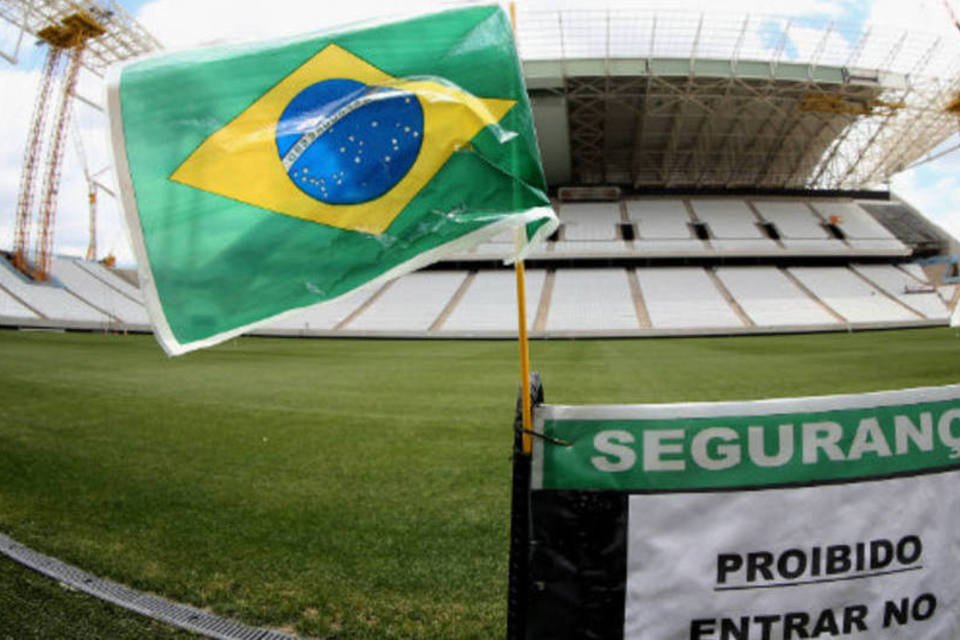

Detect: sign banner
523,384,960,639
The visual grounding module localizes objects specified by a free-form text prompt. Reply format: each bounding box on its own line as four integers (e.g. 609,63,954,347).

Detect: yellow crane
70,115,114,262
12,10,105,281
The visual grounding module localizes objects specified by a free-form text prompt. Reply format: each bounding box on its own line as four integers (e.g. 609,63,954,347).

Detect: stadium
2,1,960,638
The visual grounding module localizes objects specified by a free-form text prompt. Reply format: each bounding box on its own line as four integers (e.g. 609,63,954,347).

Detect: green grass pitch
1,327,959,638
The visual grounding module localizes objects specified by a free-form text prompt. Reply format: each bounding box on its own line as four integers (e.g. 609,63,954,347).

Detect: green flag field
2,327,960,638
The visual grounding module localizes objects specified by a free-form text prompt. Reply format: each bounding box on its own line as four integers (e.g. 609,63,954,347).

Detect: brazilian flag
108,5,557,355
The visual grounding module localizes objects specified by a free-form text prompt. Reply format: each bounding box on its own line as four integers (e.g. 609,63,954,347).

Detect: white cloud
0,67,40,252
868,0,955,36
136,0,463,49
526,0,851,16
891,138,960,243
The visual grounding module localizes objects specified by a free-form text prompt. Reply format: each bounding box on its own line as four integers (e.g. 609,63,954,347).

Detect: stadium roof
3,3,959,197
516,8,960,192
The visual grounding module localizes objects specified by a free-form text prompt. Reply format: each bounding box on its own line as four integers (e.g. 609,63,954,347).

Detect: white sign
624,471,960,639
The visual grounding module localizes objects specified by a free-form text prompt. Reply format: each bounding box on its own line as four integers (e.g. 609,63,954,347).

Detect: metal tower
0,0,159,280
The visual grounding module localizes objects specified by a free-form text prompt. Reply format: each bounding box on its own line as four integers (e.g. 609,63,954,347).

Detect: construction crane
70,113,115,262
12,9,104,280
1,0,160,281
907,0,960,169
943,0,960,116
798,93,905,117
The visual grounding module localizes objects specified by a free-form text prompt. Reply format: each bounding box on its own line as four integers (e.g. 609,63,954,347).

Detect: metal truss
562,72,884,189
517,8,960,191
0,0,159,75
1,0,160,279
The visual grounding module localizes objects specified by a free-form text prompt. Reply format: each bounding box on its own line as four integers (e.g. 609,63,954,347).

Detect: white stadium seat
779,239,847,254
0,187,947,338
788,267,918,323
636,267,743,329
558,202,622,225
51,257,149,325
715,267,838,326
899,263,929,281
852,264,948,320
808,201,899,239
689,199,767,239
845,239,910,255
345,271,467,331
77,261,144,303
562,223,619,241
631,239,711,255
708,239,782,255
0,258,110,323
547,269,639,332
551,240,630,256
442,270,545,332
752,201,830,239
0,286,38,319
625,200,692,239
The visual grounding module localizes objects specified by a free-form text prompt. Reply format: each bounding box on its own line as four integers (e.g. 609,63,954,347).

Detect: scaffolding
1,0,159,280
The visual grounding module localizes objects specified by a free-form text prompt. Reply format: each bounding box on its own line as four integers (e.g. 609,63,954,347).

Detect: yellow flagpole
515,234,533,455
509,1,533,455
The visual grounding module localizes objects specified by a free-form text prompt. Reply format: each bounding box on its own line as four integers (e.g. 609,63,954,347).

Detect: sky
1,0,960,267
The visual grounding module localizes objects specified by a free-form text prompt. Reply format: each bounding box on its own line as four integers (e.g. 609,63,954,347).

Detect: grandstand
2,7,960,341
2,195,952,338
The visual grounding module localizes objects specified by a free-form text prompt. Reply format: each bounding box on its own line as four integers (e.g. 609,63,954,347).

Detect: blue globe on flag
275,78,424,205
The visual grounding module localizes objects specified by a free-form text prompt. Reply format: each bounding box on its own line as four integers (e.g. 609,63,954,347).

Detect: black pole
506,371,542,640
